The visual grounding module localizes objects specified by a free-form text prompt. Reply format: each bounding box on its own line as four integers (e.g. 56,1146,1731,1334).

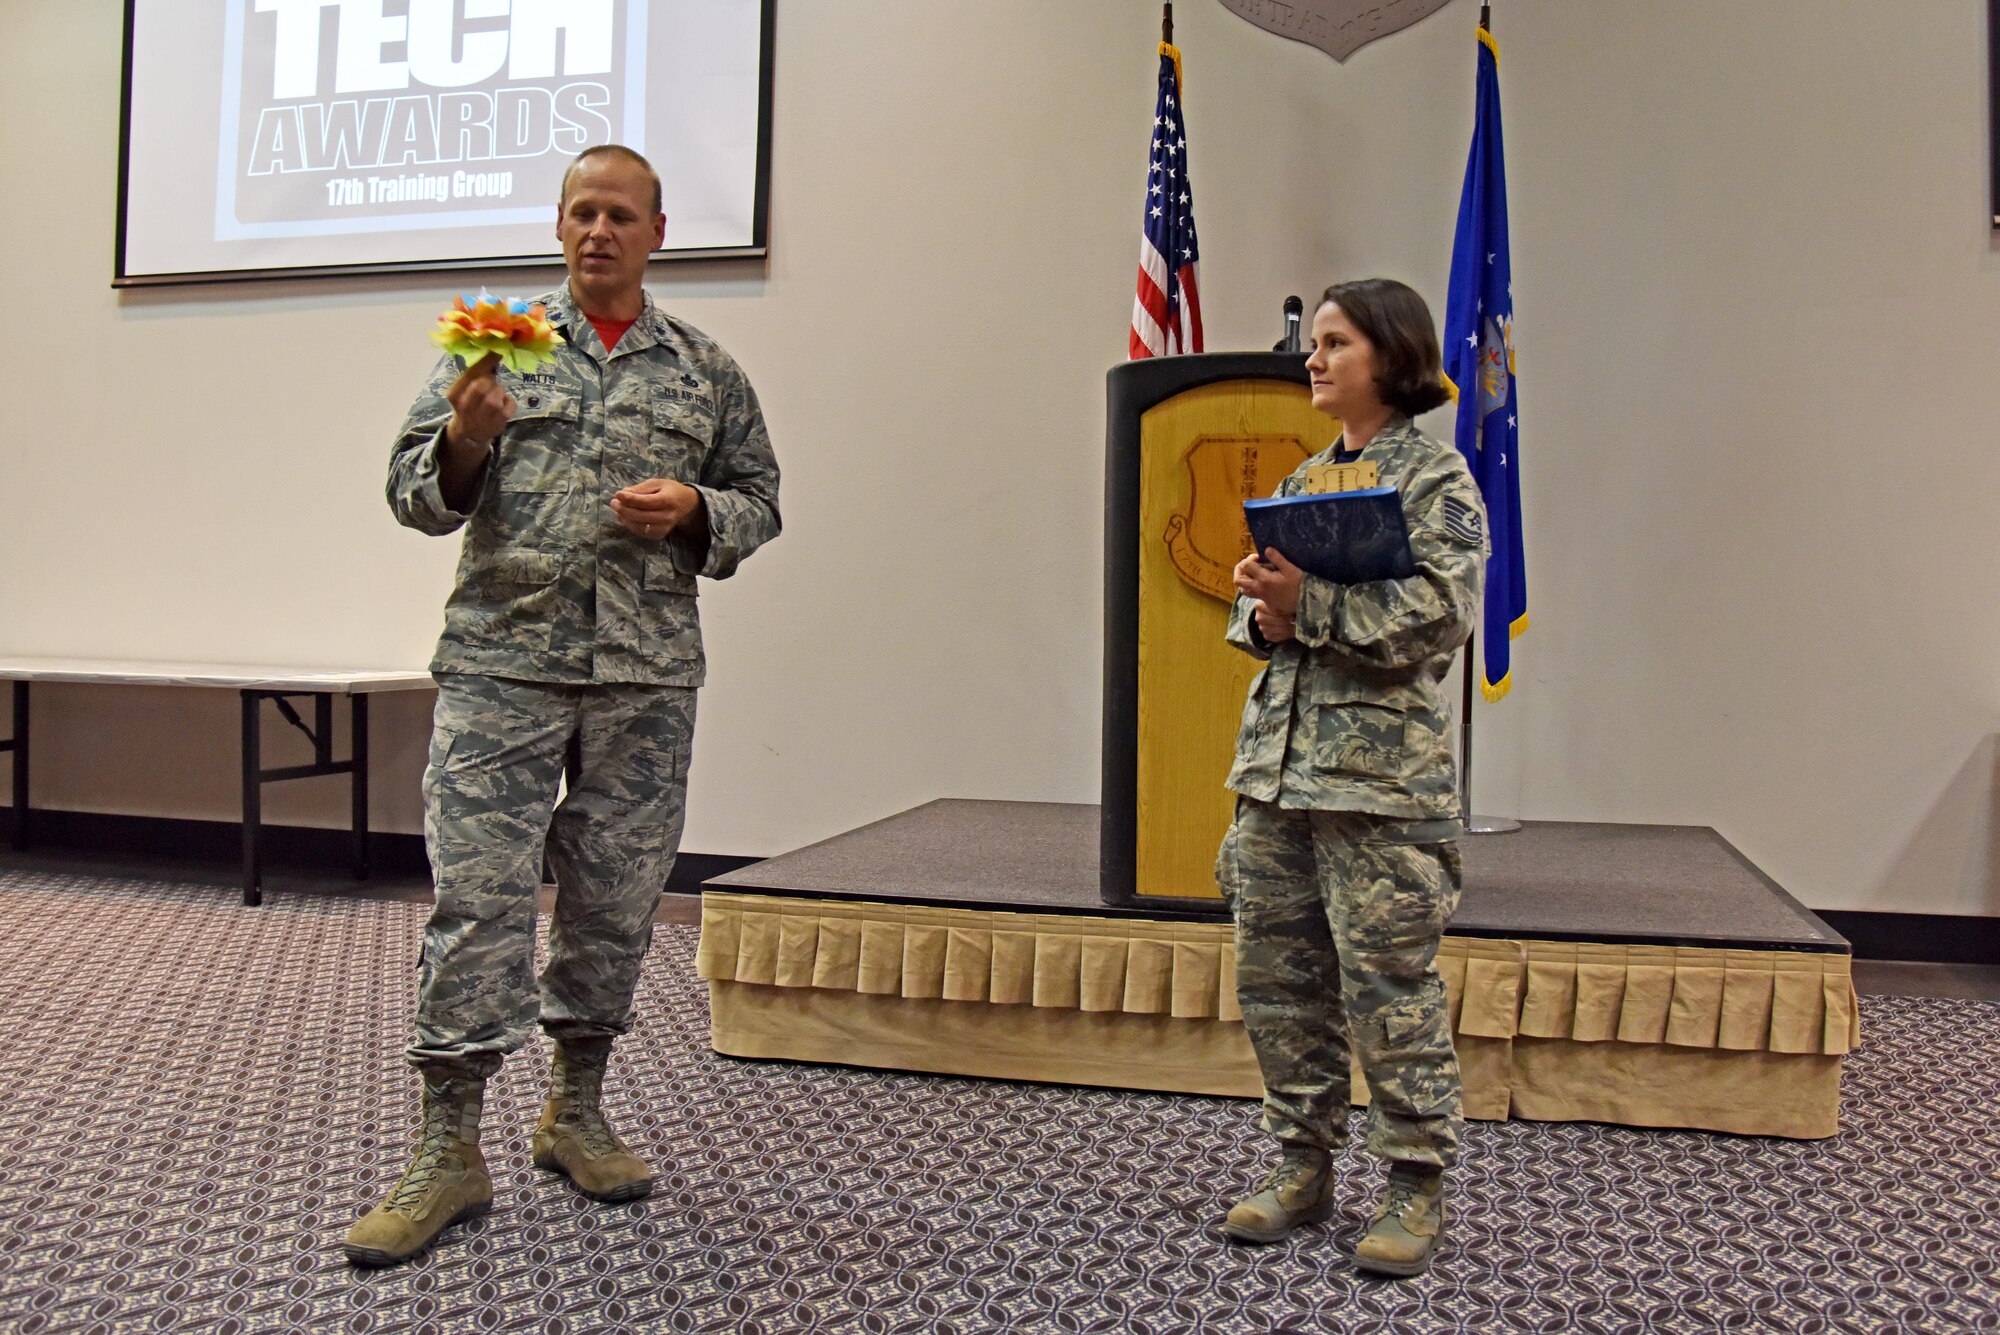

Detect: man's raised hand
444,353,514,449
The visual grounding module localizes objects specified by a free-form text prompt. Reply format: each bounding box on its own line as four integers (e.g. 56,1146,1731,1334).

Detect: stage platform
697,801,1860,1138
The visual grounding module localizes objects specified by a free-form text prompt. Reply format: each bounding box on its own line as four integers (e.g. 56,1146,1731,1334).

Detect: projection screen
116,0,773,286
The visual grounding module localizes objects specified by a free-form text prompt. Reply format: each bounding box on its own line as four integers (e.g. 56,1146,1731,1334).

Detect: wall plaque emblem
1163,435,1311,601
1215,0,1454,62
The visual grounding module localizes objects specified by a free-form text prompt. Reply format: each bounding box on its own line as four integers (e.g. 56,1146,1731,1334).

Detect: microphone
1278,295,1303,353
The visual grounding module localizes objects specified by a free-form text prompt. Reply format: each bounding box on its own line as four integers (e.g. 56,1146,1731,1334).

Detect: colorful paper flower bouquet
431,290,565,374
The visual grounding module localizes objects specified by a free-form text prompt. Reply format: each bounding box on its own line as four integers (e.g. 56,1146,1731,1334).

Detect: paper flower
431,289,565,375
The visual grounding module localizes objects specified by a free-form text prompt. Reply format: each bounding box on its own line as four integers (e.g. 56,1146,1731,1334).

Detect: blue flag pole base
1466,814,1522,835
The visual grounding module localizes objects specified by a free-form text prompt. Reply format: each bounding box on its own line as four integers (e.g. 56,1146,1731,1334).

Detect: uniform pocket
642,555,702,662
457,547,563,621
441,547,561,657
654,398,715,446
496,390,580,493
488,415,574,543
647,399,715,479
1370,999,1458,1116
644,554,697,597
1339,837,1460,955
1381,1003,1448,1056
483,547,561,589
1314,699,1414,780
510,385,581,425
495,444,570,494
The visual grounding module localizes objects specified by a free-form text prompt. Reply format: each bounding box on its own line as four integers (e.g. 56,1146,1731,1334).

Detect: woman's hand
1234,548,1305,616
1252,601,1296,643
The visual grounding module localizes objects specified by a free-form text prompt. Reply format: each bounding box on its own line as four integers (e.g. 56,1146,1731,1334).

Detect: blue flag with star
1444,23,1526,702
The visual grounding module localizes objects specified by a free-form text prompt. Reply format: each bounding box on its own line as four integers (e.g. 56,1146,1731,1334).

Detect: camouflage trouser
1216,798,1464,1168
407,672,696,1076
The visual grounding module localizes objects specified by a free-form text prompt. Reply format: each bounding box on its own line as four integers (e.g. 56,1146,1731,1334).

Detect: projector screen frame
112,0,776,289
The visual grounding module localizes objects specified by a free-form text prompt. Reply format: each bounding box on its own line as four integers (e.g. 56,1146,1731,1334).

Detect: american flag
1128,44,1202,358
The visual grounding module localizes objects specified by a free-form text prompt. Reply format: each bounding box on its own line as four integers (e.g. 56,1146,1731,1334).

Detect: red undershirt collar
586,313,637,352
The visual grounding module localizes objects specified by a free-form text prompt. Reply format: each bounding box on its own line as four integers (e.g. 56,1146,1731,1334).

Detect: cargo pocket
642,555,703,666
1382,1004,1448,1056
1369,1001,1458,1115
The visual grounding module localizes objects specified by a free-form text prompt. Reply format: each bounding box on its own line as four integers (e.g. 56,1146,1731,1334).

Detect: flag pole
1459,644,1516,834
1461,0,1519,837
1163,3,1173,45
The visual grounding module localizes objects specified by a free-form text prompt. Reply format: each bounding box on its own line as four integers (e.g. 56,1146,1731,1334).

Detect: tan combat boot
1221,1145,1337,1243
531,1037,653,1202
343,1068,494,1267
1353,1163,1447,1277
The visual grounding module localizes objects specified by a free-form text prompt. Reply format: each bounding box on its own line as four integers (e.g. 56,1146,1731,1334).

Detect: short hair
559,144,663,217
1318,278,1450,417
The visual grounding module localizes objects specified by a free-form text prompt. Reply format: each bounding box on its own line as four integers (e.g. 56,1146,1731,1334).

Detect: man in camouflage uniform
345,145,780,1268
1214,281,1486,1278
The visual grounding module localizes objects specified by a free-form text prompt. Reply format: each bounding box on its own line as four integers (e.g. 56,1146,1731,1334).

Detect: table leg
242,691,263,907
351,694,370,879
8,682,25,851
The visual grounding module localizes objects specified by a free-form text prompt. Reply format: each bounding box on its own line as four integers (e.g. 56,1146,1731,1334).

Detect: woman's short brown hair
1319,278,1450,417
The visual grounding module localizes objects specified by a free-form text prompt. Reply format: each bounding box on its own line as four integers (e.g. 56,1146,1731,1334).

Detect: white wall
2,0,1995,916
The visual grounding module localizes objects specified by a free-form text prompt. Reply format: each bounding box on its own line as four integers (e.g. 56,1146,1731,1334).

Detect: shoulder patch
1443,494,1484,547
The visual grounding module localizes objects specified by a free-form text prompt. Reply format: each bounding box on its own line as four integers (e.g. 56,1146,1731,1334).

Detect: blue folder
1242,486,1417,585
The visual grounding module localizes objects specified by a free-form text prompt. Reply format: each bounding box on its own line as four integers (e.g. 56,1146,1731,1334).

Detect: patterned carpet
0,871,1995,1335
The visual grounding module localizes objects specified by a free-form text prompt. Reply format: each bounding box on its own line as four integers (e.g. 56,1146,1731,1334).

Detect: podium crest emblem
1163,435,1310,601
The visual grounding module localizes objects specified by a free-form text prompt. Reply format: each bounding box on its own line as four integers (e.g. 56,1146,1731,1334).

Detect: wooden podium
1101,354,1340,908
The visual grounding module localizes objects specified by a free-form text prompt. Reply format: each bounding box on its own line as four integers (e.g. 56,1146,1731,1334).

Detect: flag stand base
1467,815,1522,835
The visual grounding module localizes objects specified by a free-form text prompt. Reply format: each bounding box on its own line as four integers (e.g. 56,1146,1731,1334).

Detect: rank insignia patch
1443,495,1484,547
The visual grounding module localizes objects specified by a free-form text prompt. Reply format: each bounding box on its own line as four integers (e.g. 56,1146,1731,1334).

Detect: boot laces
1380,1169,1437,1222
554,1052,625,1159
566,1101,625,1159
384,1102,457,1213
1261,1147,1325,1194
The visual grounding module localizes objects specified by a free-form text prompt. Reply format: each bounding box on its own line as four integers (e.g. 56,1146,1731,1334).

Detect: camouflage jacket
387,283,781,687
1224,416,1487,823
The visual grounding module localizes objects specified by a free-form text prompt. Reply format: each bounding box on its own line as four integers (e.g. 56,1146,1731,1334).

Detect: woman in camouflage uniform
1217,278,1488,1277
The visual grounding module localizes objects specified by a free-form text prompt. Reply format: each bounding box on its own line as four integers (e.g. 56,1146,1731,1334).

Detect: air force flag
1443,23,1527,702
